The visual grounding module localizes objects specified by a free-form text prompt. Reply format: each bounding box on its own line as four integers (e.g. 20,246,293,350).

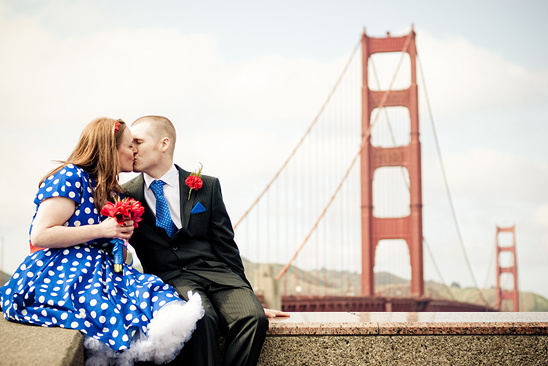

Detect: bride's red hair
39,117,127,209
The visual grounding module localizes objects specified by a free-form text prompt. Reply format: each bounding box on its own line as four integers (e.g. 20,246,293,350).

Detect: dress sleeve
34,164,84,206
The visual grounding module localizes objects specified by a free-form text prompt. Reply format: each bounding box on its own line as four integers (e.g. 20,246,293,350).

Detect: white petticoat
84,291,204,366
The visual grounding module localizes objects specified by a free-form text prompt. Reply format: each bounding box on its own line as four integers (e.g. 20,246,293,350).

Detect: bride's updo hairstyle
40,117,127,209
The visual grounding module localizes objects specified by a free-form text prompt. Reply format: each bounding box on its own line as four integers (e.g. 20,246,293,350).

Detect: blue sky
1,0,547,300
5,1,547,65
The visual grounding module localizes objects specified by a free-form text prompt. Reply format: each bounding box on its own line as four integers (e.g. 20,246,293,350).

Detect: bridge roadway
2,311,547,365
280,295,495,312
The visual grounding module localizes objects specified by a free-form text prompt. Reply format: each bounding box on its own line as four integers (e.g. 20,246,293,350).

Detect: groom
123,115,287,366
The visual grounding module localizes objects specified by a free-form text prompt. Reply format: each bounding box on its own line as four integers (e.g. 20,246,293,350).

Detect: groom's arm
207,177,249,281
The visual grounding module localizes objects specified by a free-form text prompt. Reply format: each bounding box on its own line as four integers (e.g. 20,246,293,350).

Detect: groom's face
131,122,164,174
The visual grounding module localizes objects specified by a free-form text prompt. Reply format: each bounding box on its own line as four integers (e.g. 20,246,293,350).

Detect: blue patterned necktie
149,180,178,237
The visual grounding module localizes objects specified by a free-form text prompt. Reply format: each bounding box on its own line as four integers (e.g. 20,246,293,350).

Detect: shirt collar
143,165,179,190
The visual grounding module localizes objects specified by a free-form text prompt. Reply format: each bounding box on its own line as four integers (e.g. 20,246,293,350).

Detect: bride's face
117,128,136,173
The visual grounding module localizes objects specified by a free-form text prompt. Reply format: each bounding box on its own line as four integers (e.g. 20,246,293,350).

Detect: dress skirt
1,243,204,365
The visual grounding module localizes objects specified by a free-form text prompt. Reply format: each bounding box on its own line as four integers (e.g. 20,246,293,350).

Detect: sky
1,0,547,300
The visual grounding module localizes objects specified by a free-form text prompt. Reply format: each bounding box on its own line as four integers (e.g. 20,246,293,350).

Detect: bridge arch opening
373,166,410,218
497,230,514,248
374,239,411,296
499,272,516,291
367,52,411,91
498,251,515,268
370,106,411,147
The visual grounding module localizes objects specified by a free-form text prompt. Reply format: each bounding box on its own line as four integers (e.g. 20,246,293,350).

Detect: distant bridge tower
360,28,424,298
495,225,519,311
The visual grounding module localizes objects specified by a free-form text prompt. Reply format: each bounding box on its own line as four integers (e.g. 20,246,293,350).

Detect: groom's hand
264,308,290,318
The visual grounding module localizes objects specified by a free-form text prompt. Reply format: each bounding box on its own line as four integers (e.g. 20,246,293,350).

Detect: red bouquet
101,197,145,227
100,197,144,273
186,163,203,200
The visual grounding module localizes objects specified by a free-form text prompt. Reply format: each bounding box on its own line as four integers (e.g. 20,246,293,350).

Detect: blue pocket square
191,202,206,214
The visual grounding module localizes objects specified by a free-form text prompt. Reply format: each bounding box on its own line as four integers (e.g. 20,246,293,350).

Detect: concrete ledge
266,312,548,335
259,334,548,365
0,313,84,366
259,312,548,365
2,311,548,365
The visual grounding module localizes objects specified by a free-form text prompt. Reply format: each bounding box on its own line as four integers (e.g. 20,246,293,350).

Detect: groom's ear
160,137,170,153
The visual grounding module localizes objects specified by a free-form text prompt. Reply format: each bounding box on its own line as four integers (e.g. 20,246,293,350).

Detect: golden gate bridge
232,27,519,312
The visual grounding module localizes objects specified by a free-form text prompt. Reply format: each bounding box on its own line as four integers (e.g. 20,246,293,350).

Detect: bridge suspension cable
369,54,457,302
276,32,414,280
416,50,489,307
232,38,362,231
234,29,491,307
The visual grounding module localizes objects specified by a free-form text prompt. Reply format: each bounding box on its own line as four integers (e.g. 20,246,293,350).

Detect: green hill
242,260,548,312
7,260,544,311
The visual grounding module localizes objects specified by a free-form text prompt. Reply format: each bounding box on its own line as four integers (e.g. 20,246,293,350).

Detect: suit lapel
130,174,157,228
178,166,196,230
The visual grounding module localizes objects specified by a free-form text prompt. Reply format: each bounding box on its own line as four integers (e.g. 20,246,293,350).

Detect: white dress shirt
143,165,182,229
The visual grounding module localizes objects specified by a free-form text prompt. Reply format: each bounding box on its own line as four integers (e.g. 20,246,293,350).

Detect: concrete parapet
2,311,547,365
0,312,83,366
259,312,548,365
260,334,548,365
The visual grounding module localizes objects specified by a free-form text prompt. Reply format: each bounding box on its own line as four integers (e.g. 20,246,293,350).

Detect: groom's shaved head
132,115,177,154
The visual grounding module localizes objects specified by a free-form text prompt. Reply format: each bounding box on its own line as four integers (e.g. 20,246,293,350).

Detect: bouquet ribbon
111,238,132,273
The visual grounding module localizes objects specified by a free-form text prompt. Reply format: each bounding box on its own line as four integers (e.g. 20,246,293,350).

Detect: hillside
0,271,10,287
242,260,548,312
4,262,546,311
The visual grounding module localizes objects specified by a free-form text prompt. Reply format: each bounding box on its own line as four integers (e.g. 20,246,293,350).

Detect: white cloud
1,3,547,300
0,7,345,275
417,32,548,119
531,205,548,229
444,148,548,205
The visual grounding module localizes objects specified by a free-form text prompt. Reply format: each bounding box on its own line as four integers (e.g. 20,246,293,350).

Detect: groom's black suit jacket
123,165,251,289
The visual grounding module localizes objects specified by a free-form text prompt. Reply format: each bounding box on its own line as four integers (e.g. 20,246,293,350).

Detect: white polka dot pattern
0,164,186,352
31,165,97,238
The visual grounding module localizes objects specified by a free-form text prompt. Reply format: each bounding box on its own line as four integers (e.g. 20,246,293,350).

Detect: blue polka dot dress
0,165,204,365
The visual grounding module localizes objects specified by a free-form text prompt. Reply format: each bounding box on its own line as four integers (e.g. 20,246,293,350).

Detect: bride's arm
30,196,134,249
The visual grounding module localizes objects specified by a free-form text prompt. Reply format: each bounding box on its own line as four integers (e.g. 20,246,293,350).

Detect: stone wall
2,311,547,365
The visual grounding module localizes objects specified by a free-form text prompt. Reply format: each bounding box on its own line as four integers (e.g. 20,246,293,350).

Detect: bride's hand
100,217,134,239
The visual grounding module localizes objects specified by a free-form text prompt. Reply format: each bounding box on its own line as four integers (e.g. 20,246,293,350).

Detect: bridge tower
360,28,424,297
495,225,519,311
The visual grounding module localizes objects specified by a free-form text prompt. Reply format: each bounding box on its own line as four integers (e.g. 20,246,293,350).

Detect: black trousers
163,272,269,366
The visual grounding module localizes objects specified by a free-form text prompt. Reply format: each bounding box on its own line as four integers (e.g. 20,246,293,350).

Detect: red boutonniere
100,197,145,227
185,163,203,200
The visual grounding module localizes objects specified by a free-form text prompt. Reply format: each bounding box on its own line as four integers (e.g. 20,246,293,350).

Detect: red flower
185,163,203,200
126,198,145,228
114,120,121,134
101,197,143,274
186,175,203,190
101,201,128,225
101,197,145,227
